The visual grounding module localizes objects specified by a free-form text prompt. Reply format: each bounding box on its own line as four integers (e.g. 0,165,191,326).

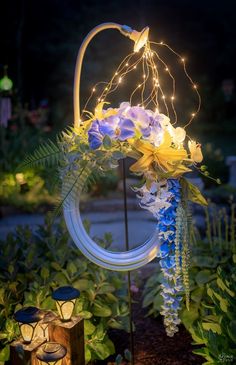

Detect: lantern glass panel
39,361,62,365
20,322,37,343
35,321,49,340
56,299,75,321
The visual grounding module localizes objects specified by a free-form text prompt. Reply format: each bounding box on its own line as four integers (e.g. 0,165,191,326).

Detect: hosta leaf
92,303,112,317
108,318,124,330
84,319,96,335
90,342,112,360
85,347,91,363
73,279,94,291
227,320,236,342
41,267,49,280
180,304,199,329
191,287,204,303
0,346,10,362
92,323,105,341
78,311,93,319
202,323,222,334
97,283,115,294
216,277,235,297
195,270,212,286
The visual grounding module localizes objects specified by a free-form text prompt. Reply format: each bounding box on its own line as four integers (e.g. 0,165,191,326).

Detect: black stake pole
122,159,135,365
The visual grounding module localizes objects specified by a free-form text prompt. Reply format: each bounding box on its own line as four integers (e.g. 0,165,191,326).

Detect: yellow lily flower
130,131,191,177
188,140,203,163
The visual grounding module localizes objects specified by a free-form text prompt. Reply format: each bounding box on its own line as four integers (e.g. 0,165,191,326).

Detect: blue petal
159,242,174,258
119,118,135,130
127,107,150,128
118,118,135,140
99,123,116,138
160,256,176,269
88,134,103,149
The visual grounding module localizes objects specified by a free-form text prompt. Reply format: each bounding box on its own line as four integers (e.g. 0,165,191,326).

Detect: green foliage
143,203,236,363
189,260,236,364
201,143,228,188
181,178,208,206
19,139,63,170
0,170,57,211
0,215,129,364
0,124,50,173
0,123,59,211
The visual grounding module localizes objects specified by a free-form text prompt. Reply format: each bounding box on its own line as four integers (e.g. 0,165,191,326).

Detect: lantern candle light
52,286,80,322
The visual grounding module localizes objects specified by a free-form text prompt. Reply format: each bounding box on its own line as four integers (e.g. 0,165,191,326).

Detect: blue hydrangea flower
88,115,135,150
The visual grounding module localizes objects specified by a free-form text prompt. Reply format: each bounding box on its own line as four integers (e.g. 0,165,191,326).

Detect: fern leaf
52,162,92,218
19,140,63,170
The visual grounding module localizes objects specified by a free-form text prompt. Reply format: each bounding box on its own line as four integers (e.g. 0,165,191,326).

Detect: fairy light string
81,40,201,134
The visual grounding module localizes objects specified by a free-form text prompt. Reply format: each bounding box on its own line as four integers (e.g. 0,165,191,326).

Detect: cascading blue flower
136,177,185,336
157,178,183,336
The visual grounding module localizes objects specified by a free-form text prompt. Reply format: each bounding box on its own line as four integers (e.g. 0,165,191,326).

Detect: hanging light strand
81,40,201,130
150,41,201,127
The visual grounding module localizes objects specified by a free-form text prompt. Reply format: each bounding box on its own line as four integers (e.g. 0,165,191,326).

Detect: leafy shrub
0,170,57,211
0,123,59,211
189,256,236,364
0,215,129,364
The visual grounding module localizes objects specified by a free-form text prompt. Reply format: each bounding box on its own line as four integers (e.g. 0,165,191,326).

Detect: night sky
1,0,236,146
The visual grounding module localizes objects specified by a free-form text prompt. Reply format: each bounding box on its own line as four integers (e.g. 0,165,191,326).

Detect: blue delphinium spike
157,178,183,336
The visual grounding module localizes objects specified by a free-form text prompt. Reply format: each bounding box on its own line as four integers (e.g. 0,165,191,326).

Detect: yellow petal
188,140,203,163
130,154,154,172
94,102,110,119
94,101,118,120
132,139,155,154
159,131,172,148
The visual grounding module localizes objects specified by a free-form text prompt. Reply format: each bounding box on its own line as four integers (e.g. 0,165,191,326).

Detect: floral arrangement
21,97,212,336
58,100,207,336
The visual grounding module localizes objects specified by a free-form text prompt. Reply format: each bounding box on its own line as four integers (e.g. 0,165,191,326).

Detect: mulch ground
98,291,203,365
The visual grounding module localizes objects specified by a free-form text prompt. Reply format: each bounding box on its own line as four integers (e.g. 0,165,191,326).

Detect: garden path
0,198,205,250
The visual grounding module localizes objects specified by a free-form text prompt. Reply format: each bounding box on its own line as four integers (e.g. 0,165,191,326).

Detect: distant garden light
0,65,13,91
0,75,13,91
36,342,67,365
14,306,42,344
52,286,80,321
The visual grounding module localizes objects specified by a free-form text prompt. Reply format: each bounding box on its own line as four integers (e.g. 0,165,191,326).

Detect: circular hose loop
63,189,160,271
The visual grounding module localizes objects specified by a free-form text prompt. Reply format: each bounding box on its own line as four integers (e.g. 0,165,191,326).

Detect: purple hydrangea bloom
88,115,135,150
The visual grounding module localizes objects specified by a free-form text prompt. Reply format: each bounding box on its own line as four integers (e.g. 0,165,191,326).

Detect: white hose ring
63,188,160,271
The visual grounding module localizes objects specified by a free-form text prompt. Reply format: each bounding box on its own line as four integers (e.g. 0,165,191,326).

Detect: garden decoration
36,342,67,365
14,306,43,344
52,286,80,322
22,22,218,337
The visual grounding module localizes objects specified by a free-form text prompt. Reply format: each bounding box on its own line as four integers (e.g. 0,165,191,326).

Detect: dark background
1,0,236,152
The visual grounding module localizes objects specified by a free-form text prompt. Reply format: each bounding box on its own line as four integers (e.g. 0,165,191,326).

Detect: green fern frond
19,140,63,170
52,162,92,218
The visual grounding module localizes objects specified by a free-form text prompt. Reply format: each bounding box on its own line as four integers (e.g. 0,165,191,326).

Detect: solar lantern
36,342,67,365
52,286,80,322
14,306,42,344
